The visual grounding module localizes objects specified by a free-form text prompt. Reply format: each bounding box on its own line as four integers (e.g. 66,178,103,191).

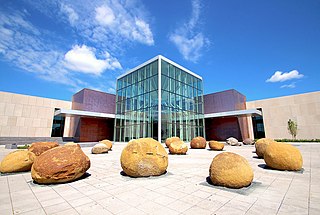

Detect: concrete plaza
0,143,319,215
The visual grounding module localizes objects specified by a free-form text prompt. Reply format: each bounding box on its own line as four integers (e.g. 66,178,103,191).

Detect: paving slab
0,143,319,214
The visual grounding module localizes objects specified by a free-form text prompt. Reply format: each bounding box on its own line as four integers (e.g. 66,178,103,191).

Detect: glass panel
115,58,204,142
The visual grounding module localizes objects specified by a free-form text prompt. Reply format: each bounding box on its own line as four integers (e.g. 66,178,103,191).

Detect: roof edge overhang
204,109,262,118
117,55,202,80
55,109,115,119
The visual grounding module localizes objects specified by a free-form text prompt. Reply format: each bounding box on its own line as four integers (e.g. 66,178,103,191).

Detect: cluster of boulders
0,135,303,190
0,142,90,184
91,140,113,154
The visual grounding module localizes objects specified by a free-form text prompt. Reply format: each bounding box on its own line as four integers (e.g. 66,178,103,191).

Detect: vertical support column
158,56,162,143
247,116,254,140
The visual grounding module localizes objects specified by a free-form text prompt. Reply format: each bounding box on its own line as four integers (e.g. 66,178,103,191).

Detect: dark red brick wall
205,117,241,141
70,88,116,142
79,118,114,142
72,88,115,114
204,89,249,141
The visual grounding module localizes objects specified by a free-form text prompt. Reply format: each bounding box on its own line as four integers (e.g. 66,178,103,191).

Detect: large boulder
264,142,303,171
91,143,109,154
243,138,255,145
208,141,224,151
226,137,241,146
209,152,254,188
120,138,168,177
169,141,188,155
99,140,113,150
255,138,276,158
28,142,59,156
31,145,90,184
0,150,36,173
165,137,180,148
190,137,207,149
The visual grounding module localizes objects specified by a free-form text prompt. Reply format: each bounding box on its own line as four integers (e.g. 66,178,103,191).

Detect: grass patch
274,139,320,142
17,144,30,149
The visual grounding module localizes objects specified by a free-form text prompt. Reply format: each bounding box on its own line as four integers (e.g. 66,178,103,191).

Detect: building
0,55,319,144
114,56,204,142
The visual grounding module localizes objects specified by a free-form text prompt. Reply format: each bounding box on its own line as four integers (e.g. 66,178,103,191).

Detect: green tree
287,119,298,139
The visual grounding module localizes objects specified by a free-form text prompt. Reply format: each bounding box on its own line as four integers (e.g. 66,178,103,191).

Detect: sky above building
0,0,319,101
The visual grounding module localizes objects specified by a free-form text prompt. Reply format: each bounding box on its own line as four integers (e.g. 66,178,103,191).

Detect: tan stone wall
247,91,320,139
0,91,72,137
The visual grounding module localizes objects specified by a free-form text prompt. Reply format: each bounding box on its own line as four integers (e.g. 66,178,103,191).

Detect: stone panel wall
0,91,71,137
247,91,320,139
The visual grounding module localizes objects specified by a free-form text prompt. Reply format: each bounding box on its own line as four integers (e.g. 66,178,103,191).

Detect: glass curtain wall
161,60,204,142
114,56,204,142
114,60,159,142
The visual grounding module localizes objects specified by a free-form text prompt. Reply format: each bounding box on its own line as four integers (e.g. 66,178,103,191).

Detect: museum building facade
0,55,319,143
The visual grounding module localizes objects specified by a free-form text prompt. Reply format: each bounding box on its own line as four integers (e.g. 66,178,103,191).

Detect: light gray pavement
0,142,320,215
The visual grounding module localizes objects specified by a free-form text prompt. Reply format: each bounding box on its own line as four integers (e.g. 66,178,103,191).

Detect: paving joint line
23,174,48,215
6,176,14,215
307,145,312,215
275,173,294,214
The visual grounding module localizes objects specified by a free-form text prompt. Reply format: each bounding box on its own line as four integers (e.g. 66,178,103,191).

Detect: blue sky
0,0,319,101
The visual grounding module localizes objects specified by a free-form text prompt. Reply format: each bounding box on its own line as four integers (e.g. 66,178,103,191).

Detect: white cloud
60,3,79,26
95,5,115,26
169,0,209,62
94,3,154,46
280,83,296,88
64,45,122,75
266,70,304,82
0,0,154,94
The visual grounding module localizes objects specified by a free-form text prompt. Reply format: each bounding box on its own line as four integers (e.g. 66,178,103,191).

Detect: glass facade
160,60,204,141
114,56,204,142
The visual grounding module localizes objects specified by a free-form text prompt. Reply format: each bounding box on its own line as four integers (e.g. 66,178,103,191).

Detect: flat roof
204,109,262,118
117,55,202,80
55,109,115,119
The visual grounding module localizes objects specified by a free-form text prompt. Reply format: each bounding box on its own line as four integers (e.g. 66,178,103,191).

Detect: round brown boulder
209,152,254,188
31,145,90,184
92,143,109,154
169,141,188,154
208,141,224,151
165,137,180,148
28,142,59,156
190,137,207,149
255,138,276,158
264,142,303,171
99,139,113,150
0,150,36,173
120,138,168,177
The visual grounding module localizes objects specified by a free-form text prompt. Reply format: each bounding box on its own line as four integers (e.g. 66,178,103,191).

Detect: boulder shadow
206,149,225,152
30,172,91,186
258,164,305,173
200,176,263,195
252,156,262,159
120,170,169,179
